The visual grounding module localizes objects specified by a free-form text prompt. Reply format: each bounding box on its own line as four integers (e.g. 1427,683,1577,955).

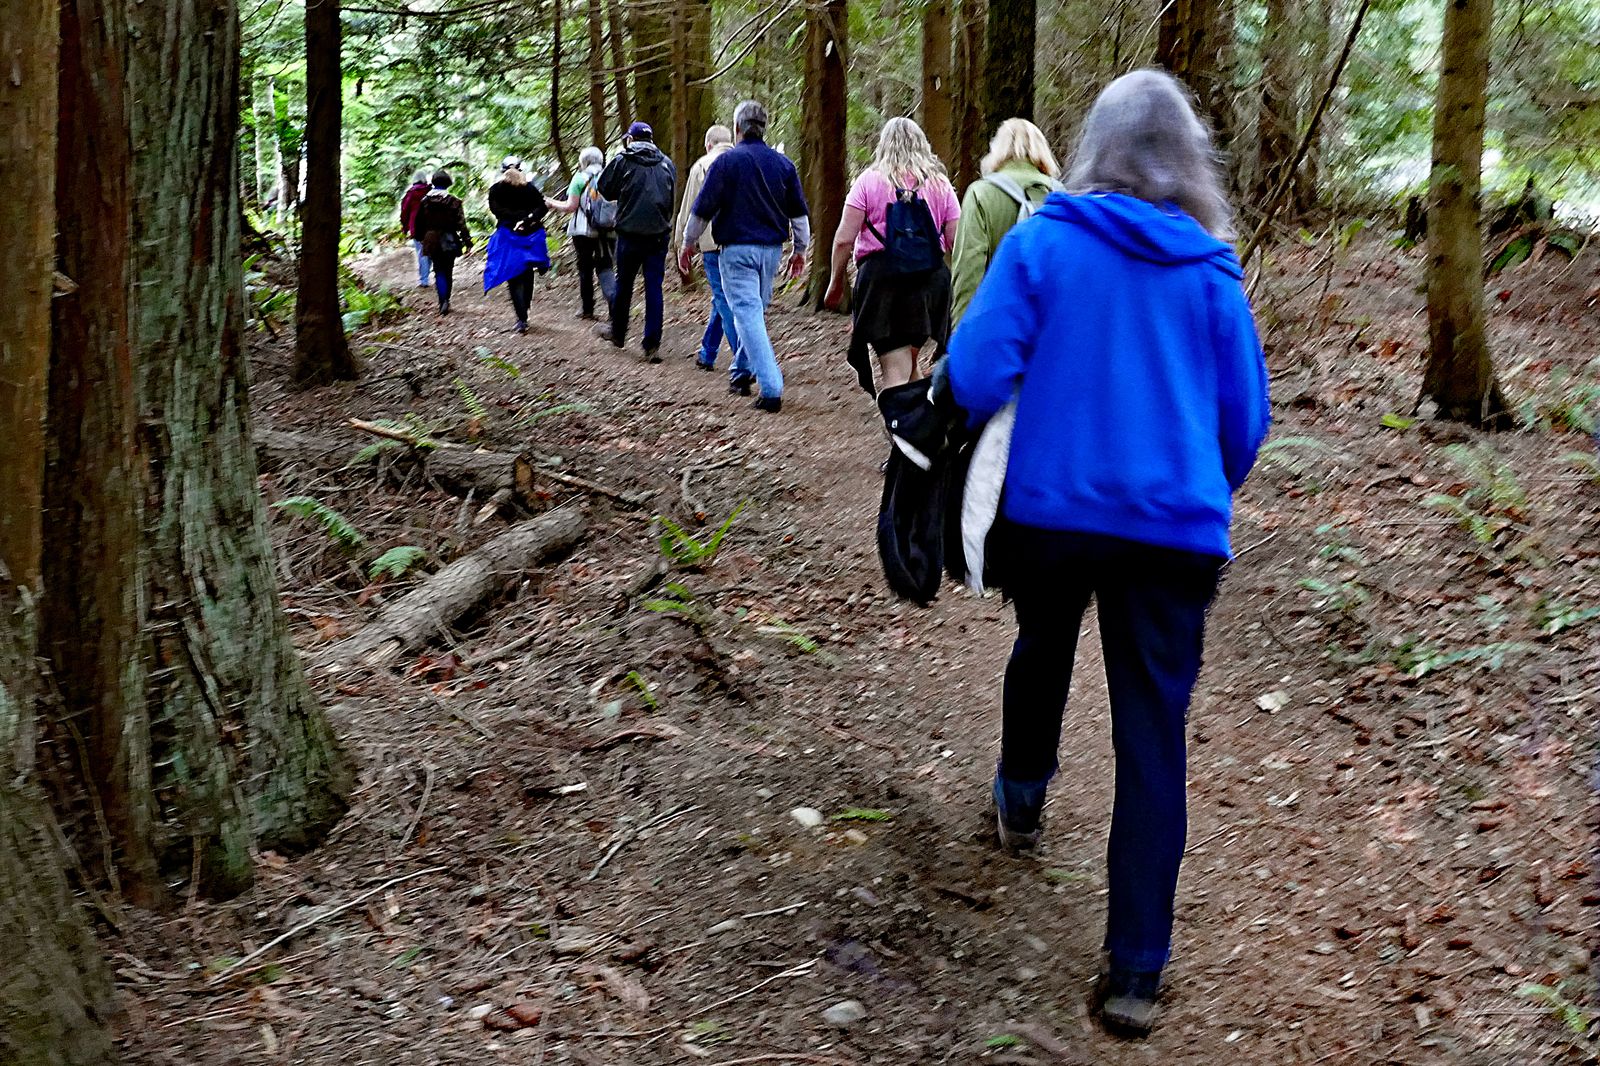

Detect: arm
948,185,988,328
1214,279,1271,490
947,229,1039,425
545,193,580,214
676,163,705,249
786,216,812,279
596,159,622,200
454,200,472,251
824,205,864,309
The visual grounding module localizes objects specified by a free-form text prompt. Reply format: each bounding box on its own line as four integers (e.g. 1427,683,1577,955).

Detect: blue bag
483,226,550,291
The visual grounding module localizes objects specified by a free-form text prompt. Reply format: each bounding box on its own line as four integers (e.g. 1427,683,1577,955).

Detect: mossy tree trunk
587,0,608,145
802,0,848,309
1422,0,1508,427
951,0,986,190
126,0,354,895
0,3,116,1055
631,0,672,129
292,0,356,386
983,0,1033,129
605,0,633,129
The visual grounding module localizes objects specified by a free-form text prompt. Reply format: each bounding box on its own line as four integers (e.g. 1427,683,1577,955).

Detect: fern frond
453,377,490,423
368,545,426,579
272,495,366,548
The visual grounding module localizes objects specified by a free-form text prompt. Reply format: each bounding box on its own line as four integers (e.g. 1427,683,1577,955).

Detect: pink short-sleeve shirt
845,169,961,261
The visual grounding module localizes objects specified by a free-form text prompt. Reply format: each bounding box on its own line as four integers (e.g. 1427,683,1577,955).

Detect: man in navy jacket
597,121,677,361
681,100,811,412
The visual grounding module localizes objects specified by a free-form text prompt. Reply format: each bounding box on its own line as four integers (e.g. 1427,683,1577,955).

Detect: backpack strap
983,172,1064,219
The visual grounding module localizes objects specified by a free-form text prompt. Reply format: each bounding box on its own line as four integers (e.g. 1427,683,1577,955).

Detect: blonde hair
500,165,528,187
870,117,949,190
980,118,1061,179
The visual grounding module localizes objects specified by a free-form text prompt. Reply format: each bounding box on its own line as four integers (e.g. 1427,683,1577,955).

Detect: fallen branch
328,506,587,667
207,866,447,983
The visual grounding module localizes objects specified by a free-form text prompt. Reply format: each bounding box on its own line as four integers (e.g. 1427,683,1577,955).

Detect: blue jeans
613,232,668,352
996,526,1221,975
697,250,741,371
413,239,431,284
717,243,783,398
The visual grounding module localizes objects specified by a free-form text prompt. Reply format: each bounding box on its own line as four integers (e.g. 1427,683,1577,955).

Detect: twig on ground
707,1056,858,1066
739,901,808,920
207,866,447,983
586,804,702,881
537,466,653,507
401,763,436,848
685,960,816,1018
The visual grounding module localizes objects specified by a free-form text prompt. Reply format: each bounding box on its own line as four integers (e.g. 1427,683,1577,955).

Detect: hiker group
399,70,1269,1039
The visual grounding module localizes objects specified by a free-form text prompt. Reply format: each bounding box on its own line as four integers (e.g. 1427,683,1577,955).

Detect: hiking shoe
513,320,528,334
992,772,1046,854
575,310,596,320
644,347,662,364
593,322,614,342
696,358,717,372
752,396,782,414
439,300,451,316
1096,967,1163,1037
728,373,755,396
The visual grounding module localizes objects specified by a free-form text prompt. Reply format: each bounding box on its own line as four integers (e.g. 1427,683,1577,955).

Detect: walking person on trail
595,121,677,362
825,117,960,394
485,156,551,334
676,124,739,376
411,169,471,317
944,69,1269,1038
545,145,618,321
400,169,433,287
680,100,811,413
949,118,1062,328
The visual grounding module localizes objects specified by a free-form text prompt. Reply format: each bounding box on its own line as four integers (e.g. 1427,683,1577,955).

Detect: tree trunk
802,0,848,309
48,0,160,903
951,0,985,190
586,0,608,146
670,0,690,211
1422,0,1507,426
550,0,574,176
0,8,118,1057
276,77,301,225
1157,0,1231,150
685,0,714,143
605,0,632,128
126,0,354,894
292,0,356,386
1255,0,1304,213
983,0,1033,129
631,0,672,129
921,0,953,161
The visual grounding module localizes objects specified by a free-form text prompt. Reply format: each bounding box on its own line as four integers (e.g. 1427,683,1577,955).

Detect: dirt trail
117,244,1596,1065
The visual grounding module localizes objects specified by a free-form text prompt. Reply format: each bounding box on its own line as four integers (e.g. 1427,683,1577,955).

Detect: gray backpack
983,172,1063,223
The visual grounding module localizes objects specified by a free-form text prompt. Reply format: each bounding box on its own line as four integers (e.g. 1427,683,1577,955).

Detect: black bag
864,186,944,276
438,229,463,256
874,377,964,605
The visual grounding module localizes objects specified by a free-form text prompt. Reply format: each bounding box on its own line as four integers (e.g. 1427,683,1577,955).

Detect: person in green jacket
949,118,1063,327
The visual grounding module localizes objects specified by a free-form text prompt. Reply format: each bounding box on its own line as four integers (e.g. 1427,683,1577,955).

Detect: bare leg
877,345,919,390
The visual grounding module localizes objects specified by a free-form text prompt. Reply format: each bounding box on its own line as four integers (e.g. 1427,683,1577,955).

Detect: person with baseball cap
594,121,677,361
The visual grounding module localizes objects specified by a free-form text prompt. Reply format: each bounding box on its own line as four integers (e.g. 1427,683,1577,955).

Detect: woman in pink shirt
825,118,961,392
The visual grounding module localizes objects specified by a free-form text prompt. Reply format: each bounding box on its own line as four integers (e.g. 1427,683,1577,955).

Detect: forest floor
114,233,1598,1065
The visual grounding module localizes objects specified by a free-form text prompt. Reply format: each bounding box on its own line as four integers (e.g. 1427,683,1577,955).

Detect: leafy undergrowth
112,236,1598,1065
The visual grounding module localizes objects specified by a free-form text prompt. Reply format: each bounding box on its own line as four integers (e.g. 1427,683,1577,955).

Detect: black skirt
846,252,953,395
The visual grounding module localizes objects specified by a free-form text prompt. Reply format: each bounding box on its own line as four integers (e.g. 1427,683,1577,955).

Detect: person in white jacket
675,125,736,374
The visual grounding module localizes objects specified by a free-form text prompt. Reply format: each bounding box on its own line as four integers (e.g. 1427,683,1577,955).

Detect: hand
823,275,845,310
786,253,806,281
677,247,695,275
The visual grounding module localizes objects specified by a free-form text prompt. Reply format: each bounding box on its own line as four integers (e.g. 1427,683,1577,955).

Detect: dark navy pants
997,525,1221,974
612,232,668,352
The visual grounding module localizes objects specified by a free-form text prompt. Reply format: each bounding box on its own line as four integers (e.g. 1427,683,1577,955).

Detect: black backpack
865,186,944,275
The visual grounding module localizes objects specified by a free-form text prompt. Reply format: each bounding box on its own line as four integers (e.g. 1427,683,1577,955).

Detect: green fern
475,346,522,378
368,545,427,580
1257,436,1340,480
453,377,490,423
524,401,595,425
623,669,660,709
757,619,841,667
272,495,366,548
657,500,747,567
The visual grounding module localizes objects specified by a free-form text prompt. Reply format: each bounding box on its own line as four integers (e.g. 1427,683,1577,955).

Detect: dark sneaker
696,357,717,372
752,396,782,414
513,320,528,334
728,373,755,396
575,310,596,320
644,347,662,364
1096,967,1163,1037
992,772,1045,853
439,299,451,316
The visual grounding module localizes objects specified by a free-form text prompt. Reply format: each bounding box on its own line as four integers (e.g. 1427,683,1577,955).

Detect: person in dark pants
545,146,617,320
946,70,1270,1038
412,170,471,315
595,121,676,361
487,157,549,333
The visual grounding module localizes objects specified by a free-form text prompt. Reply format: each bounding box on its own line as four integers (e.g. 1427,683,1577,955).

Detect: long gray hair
1065,69,1233,239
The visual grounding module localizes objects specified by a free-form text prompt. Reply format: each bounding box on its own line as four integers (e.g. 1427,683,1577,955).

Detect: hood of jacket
1037,191,1241,278
624,141,666,166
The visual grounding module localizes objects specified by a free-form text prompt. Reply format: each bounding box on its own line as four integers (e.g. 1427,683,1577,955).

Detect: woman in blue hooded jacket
946,69,1269,1037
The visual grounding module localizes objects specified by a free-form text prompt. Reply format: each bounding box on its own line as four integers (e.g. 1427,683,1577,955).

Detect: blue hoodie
947,192,1269,559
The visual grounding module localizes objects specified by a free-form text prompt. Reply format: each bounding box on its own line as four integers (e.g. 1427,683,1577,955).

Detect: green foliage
1515,981,1597,1040
831,808,892,822
657,501,746,568
1531,596,1600,636
340,266,404,332
348,414,439,463
1258,436,1341,483
1562,450,1600,483
475,346,521,378
1391,639,1535,679
623,669,660,710
523,401,595,425
641,581,707,623
1519,364,1600,435
1379,412,1416,430
756,619,841,667
1425,444,1531,557
368,545,427,580
453,377,491,424
984,1035,1024,1050
272,495,366,548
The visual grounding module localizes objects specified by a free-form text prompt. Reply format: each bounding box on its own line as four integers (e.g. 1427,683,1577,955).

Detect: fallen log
328,505,587,668
255,428,358,472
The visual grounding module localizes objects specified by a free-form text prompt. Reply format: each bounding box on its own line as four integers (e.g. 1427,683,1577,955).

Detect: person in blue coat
946,69,1270,1038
